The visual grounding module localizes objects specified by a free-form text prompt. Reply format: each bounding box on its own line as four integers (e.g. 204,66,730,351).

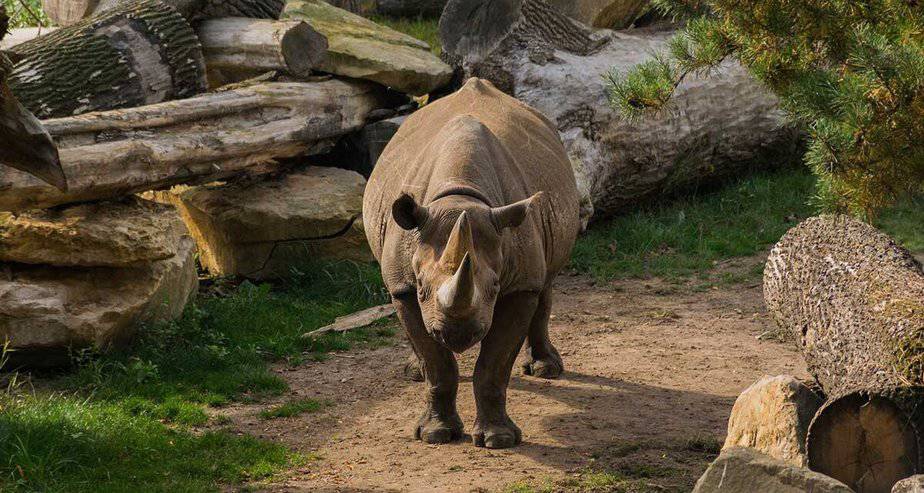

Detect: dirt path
225,256,808,492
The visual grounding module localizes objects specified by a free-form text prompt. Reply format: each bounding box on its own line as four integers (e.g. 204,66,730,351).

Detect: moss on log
10,0,206,118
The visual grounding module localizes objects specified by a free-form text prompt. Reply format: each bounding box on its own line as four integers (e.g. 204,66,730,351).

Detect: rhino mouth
430,321,486,353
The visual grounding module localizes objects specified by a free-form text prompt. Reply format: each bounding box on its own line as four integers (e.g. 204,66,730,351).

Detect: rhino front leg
472,291,539,449
393,296,464,444
522,288,564,379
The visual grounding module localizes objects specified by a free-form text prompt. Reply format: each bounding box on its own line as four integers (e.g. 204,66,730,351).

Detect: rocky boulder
284,0,452,95
171,166,372,279
546,0,650,28
723,375,823,467
0,198,186,267
0,237,198,366
693,448,853,493
894,476,924,493
325,0,447,16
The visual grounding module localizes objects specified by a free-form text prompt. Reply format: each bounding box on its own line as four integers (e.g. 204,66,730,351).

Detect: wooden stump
808,391,922,493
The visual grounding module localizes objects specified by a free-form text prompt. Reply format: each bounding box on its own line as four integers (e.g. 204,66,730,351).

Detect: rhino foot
415,412,464,444
472,417,522,449
522,354,563,379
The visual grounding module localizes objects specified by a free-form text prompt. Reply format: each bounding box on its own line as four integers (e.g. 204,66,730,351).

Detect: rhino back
363,78,580,273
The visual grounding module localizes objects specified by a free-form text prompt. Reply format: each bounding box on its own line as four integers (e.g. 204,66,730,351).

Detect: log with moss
9,0,206,119
44,0,286,25
764,214,924,492
439,0,800,220
0,79,394,211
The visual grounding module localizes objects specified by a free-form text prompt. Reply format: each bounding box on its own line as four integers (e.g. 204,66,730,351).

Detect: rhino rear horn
440,211,473,269
492,192,543,230
437,252,476,312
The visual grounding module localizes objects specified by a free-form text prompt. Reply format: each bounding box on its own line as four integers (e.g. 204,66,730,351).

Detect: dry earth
219,256,809,492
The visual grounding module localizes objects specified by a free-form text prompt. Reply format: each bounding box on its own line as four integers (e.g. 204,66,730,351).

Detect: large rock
693,448,853,493
284,0,452,95
894,476,924,493
546,0,649,28
0,237,198,366
723,375,823,467
324,0,447,16
0,198,186,267
171,166,372,279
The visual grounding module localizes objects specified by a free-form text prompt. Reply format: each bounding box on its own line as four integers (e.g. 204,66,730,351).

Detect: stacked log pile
0,0,450,364
699,216,923,493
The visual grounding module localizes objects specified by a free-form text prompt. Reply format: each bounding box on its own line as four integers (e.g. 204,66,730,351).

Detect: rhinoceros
362,78,580,449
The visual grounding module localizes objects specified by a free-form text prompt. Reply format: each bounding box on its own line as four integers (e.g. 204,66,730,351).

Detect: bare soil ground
220,256,809,492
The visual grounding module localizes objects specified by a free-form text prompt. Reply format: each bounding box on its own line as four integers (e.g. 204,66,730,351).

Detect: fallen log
9,0,206,119
0,7,66,191
0,79,394,211
198,18,328,86
764,215,924,492
44,0,286,25
3,21,328,88
439,0,800,220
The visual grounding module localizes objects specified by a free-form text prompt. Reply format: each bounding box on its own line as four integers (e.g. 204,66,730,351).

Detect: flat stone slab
285,0,452,95
173,166,372,279
693,447,853,493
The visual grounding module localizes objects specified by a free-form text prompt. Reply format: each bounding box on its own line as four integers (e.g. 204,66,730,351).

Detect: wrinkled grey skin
363,78,580,448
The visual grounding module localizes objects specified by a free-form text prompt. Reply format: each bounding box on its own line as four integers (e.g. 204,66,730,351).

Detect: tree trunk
439,0,800,220
198,18,328,87
0,79,394,211
764,214,924,492
47,0,286,25
9,0,206,119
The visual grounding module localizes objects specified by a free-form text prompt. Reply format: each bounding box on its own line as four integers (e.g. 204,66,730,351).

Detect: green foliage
259,398,329,420
0,260,393,492
606,0,924,218
2,0,49,29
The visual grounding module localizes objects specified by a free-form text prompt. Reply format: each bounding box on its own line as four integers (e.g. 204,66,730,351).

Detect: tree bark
439,0,800,220
198,18,328,87
9,0,206,119
47,0,286,25
764,215,924,492
0,79,394,211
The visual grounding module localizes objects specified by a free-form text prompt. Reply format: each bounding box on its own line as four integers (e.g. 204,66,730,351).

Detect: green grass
3,0,49,28
259,398,329,420
0,261,394,492
369,15,441,55
572,167,924,281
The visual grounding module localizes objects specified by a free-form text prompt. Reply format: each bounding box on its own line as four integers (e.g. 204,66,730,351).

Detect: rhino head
392,191,542,353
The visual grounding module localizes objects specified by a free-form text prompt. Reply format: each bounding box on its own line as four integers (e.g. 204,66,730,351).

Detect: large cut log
0,6,66,190
9,0,206,119
3,22,326,87
197,18,328,86
764,215,924,492
0,79,393,211
439,0,800,220
321,0,447,16
44,0,286,26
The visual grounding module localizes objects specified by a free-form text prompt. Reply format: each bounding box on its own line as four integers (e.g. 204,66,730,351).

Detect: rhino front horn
437,252,476,313
440,211,474,269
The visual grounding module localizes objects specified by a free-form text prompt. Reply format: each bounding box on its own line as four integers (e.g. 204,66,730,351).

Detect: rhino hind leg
403,352,425,382
394,296,465,444
472,291,539,449
521,289,564,379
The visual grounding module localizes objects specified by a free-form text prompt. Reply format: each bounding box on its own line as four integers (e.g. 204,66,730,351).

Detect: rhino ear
492,192,543,230
392,193,428,230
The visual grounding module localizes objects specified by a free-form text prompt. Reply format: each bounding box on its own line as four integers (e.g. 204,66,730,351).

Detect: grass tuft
260,398,330,420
